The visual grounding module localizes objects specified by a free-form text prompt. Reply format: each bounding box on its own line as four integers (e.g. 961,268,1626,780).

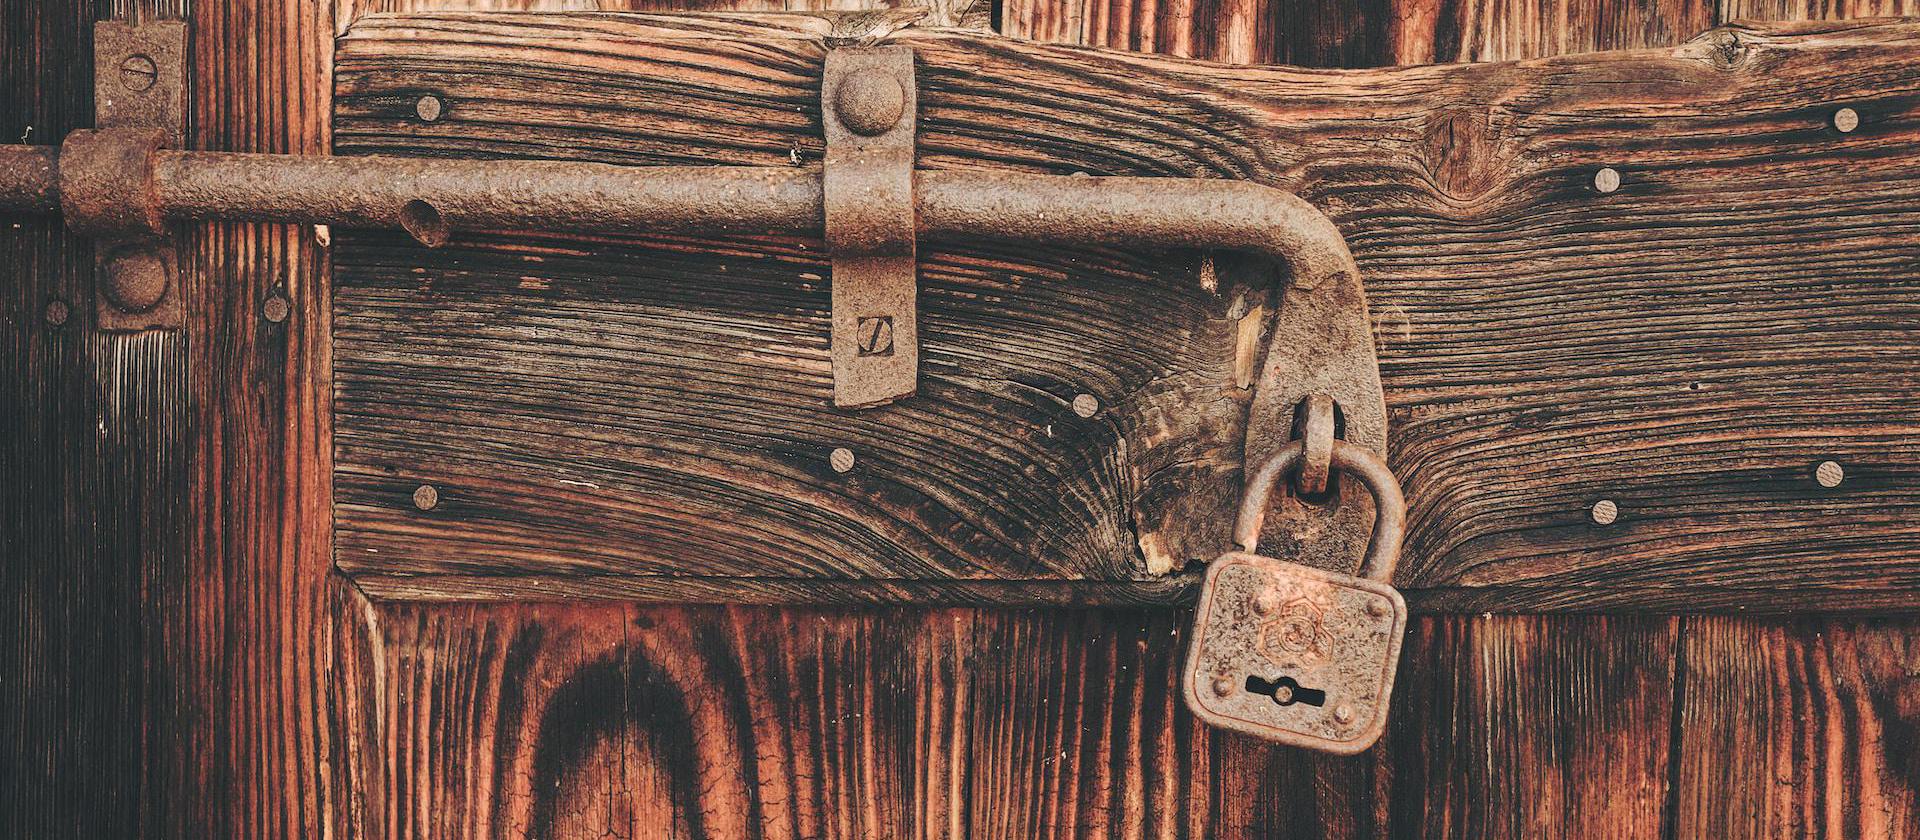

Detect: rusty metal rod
0,139,1357,292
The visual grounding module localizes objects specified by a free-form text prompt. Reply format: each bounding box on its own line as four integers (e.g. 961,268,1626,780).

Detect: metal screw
1072,393,1100,418
1333,704,1355,725
1816,460,1845,488
1832,107,1860,134
412,484,439,511
1592,167,1621,194
1211,675,1236,698
101,244,171,313
830,447,856,473
415,94,445,123
118,54,158,92
833,71,905,137
1590,499,1619,525
43,299,69,327
263,295,290,323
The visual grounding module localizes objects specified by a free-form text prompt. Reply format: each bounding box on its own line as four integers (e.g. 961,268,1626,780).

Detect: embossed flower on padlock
1256,588,1336,665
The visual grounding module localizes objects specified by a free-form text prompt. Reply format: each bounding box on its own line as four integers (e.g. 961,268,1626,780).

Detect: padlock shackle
1235,439,1407,582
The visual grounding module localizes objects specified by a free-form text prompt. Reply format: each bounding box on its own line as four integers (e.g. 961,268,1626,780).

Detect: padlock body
1182,551,1406,753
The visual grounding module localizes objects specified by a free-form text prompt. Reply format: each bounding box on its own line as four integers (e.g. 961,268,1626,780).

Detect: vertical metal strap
91,20,187,331
822,47,917,408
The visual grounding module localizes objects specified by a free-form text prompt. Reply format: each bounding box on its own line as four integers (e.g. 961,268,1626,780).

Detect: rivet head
1816,460,1844,488
1832,107,1860,134
1333,704,1355,725
412,484,439,511
1591,499,1619,525
101,244,171,313
43,299,70,327
829,447,856,473
1251,587,1281,616
833,71,905,137
1072,393,1100,418
1366,598,1390,618
1592,167,1621,194
118,54,158,92
414,94,445,123
1211,675,1236,698
263,295,290,323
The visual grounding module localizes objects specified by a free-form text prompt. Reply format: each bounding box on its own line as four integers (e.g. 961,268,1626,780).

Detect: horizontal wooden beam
331,13,1920,610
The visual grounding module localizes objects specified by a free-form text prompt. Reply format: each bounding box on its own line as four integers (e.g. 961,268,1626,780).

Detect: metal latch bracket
822,46,917,408
85,20,187,332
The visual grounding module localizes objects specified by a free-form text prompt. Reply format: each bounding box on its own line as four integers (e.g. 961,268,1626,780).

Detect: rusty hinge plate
90,20,186,332
822,46,917,408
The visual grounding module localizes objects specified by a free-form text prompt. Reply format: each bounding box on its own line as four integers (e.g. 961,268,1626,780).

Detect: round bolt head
1251,587,1281,616
1366,597,1390,618
118,54,158,92
44,299,70,327
263,295,291,324
1592,167,1622,194
1072,393,1100,418
415,94,445,123
1832,107,1860,134
834,71,906,137
1591,498,1619,525
412,484,440,511
1211,675,1236,698
101,245,172,313
1333,704,1355,725
1816,460,1844,488
830,447,856,473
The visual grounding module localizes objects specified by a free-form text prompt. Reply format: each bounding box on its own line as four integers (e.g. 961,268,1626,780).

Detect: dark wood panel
365,605,1679,838
1674,617,1920,839
332,14,1920,610
0,2,177,838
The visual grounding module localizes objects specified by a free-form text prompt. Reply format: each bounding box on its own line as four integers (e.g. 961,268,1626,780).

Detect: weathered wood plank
365,605,1679,838
1674,617,1920,839
330,14,1920,610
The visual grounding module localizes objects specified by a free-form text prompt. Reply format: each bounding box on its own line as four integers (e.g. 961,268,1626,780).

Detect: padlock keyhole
1245,674,1327,707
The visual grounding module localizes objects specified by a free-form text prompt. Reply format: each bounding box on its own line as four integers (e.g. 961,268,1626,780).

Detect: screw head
101,244,171,313
43,299,70,327
412,484,440,511
830,447,856,473
263,295,290,323
415,94,445,123
1210,675,1236,698
1590,499,1619,525
1832,107,1860,134
1333,704,1355,725
833,71,905,137
1072,393,1100,418
1816,460,1844,488
1592,167,1621,194
118,54,158,92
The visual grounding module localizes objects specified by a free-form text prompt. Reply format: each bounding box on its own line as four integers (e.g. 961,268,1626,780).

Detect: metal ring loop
1233,439,1407,582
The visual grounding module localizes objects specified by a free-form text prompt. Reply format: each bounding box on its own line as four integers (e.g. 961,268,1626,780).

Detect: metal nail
1590,499,1618,525
830,447,856,473
1816,460,1844,488
412,484,440,511
1592,167,1621,194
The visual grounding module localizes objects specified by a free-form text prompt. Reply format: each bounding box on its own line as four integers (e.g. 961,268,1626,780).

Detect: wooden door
4,0,1919,838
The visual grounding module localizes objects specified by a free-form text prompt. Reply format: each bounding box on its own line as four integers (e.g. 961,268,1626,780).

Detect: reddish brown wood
329,15,1920,611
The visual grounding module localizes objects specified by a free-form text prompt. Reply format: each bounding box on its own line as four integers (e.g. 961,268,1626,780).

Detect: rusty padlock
1182,437,1408,753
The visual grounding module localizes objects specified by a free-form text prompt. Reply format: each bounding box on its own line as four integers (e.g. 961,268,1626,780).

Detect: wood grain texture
363,605,1680,838
330,14,1920,610
1674,617,1920,839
